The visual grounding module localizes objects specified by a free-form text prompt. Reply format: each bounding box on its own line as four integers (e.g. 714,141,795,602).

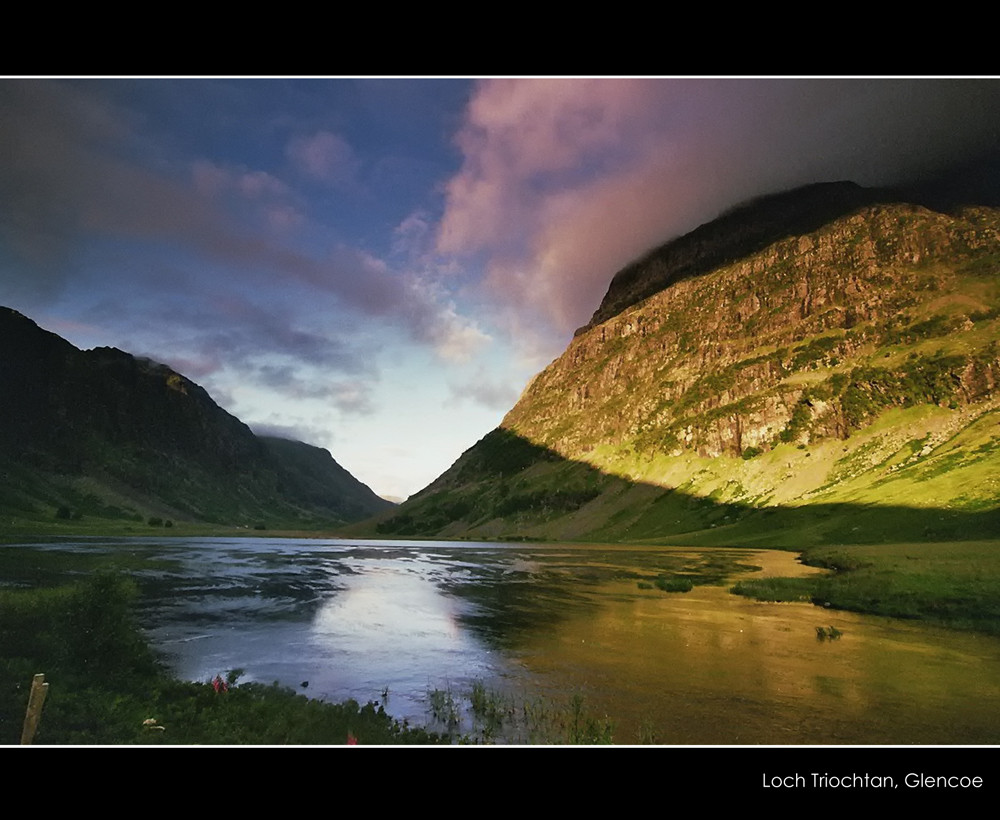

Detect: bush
56,572,160,680
653,575,694,593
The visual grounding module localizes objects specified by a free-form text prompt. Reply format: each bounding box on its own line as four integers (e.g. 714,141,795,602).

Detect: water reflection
308,562,496,718
3,536,1000,743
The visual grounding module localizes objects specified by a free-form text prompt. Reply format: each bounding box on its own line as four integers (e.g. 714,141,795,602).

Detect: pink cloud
286,130,359,186
437,78,657,257
438,78,1000,343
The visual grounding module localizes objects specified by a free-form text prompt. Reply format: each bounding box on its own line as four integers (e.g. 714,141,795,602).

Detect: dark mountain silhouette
0,307,393,527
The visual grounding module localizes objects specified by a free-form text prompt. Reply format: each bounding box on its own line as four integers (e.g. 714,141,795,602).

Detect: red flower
347,733,358,745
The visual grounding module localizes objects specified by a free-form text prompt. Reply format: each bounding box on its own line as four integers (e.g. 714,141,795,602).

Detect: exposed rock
376,181,1000,542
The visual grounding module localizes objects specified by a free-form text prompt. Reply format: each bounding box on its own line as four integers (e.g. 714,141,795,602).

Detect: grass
0,572,443,745
652,575,694,592
432,680,616,744
427,685,462,730
730,539,1000,635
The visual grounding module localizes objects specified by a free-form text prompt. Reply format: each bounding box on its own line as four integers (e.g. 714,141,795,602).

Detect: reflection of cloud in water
504,558,541,575
309,565,494,709
314,568,461,645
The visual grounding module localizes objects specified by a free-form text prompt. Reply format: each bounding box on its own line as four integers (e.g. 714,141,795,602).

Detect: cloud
328,380,376,415
0,80,488,371
192,161,272,198
286,130,360,186
249,419,337,446
437,78,653,259
192,159,305,235
193,159,293,202
437,78,1000,343
129,294,373,380
448,371,521,411
392,210,433,258
399,276,491,362
252,367,376,414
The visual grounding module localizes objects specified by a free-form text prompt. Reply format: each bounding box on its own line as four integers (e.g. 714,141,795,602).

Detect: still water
5,536,1000,744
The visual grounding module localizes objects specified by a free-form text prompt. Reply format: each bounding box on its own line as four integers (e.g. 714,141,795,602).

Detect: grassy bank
730,539,1000,635
0,516,349,544
0,572,442,745
0,570,622,745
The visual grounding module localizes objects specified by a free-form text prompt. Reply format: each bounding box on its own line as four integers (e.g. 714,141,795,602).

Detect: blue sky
3,78,999,499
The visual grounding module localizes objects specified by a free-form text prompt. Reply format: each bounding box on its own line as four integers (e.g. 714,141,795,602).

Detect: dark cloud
251,365,376,413
134,300,373,387
0,81,252,295
0,79,486,363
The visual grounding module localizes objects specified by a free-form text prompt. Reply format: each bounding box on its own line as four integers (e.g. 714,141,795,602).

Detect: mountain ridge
0,307,393,528
368,180,1000,544
578,180,881,334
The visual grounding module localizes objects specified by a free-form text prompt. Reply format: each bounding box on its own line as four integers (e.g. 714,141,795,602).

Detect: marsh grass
652,575,694,593
426,680,616,744
729,577,815,602
635,551,761,595
730,539,1000,635
428,685,462,729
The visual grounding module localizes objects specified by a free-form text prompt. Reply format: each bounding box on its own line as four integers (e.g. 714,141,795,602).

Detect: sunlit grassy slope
363,191,1000,546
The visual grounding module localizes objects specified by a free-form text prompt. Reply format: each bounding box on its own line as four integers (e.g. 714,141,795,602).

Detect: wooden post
20,673,49,745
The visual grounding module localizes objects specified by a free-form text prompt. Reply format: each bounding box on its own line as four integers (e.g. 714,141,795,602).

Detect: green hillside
365,184,1000,546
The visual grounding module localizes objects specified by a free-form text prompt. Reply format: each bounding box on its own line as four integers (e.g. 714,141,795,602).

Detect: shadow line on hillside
359,428,1000,548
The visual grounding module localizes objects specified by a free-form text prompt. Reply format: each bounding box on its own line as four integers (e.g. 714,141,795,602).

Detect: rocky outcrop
507,199,1000,460
579,181,883,333
376,182,1000,542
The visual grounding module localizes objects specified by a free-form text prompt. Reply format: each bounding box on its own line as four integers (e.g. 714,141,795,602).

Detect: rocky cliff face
578,181,883,333
0,307,393,527
508,197,1000,461
374,182,1000,544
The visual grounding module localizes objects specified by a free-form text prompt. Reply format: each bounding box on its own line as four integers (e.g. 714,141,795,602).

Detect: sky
2,77,999,500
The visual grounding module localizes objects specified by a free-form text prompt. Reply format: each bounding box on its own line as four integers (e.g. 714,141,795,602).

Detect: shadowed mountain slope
0,307,393,528
366,180,1000,544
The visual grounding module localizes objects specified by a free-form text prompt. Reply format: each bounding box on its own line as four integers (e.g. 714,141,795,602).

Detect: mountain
0,307,393,528
371,181,1000,546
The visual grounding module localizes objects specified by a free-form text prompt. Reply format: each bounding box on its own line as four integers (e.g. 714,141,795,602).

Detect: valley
4,178,1000,746
369,184,1000,550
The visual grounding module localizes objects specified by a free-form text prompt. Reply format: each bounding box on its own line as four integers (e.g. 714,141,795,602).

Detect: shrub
653,575,694,593
57,571,159,679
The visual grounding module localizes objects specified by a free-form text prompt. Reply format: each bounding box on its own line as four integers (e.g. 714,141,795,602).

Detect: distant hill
369,180,1000,546
0,307,393,529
